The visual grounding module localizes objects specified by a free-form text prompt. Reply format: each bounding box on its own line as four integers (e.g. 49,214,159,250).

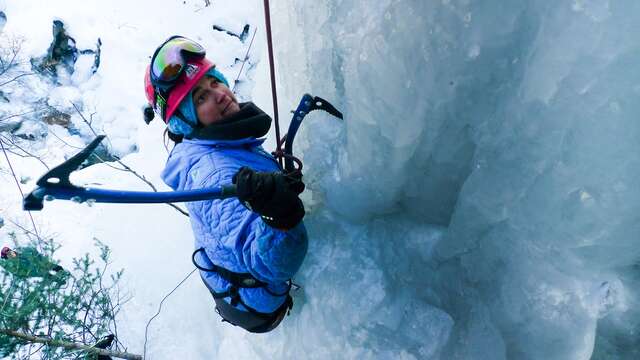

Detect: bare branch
114,159,190,217
3,218,41,242
0,35,25,77
0,134,50,170
27,343,46,358
0,136,42,241
70,102,99,137
0,109,41,123
47,129,84,150
70,103,190,217
0,72,35,87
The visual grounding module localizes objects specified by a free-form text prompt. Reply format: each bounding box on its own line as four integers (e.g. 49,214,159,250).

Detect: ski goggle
149,36,206,120
150,35,206,87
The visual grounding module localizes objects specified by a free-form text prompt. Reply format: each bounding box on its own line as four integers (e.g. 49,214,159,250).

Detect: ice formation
246,0,638,359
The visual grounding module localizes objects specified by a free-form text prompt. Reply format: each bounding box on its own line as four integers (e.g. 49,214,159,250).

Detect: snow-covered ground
1,0,639,359
0,1,273,358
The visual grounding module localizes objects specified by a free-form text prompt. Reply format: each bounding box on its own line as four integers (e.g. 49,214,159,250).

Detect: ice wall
238,1,640,359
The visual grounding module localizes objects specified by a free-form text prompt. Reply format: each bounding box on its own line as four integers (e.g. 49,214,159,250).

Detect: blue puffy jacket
161,137,308,313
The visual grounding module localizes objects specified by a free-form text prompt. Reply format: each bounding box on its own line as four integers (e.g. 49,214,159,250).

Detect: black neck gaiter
188,102,272,141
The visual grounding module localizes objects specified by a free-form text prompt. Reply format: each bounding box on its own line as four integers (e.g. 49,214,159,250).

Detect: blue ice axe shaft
23,94,342,211
22,135,237,211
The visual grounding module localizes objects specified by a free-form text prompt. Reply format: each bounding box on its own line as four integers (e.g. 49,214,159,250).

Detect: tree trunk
0,329,142,360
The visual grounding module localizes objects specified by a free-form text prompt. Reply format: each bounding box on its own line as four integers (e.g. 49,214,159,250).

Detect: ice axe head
23,135,106,211
281,94,344,172
308,96,343,120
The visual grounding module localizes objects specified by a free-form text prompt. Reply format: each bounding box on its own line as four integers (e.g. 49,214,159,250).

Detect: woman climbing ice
144,35,308,333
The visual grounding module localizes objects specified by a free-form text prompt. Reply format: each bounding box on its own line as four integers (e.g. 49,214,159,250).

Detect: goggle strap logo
155,92,167,120
184,64,199,79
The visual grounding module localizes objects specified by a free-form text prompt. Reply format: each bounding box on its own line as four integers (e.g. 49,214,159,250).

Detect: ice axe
23,94,342,211
280,94,343,172
22,135,239,211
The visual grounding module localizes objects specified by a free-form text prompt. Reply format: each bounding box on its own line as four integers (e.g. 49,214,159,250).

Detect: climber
144,35,308,333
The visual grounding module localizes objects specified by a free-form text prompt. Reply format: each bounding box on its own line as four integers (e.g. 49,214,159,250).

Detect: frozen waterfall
239,1,640,359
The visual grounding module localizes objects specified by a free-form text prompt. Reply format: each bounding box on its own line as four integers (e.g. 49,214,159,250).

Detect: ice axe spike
283,94,343,172
38,135,106,188
308,95,343,120
24,135,106,211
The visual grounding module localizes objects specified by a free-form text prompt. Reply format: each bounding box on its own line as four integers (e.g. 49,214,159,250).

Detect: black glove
232,167,305,230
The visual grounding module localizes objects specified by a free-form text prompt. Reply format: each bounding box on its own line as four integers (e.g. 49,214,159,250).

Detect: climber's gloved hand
285,169,305,195
232,167,305,230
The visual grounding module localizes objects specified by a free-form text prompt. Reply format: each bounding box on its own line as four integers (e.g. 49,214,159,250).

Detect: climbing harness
192,248,289,293
192,248,293,333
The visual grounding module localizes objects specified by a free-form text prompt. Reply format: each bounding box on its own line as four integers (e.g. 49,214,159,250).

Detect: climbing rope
263,0,284,168
231,27,258,94
143,268,196,359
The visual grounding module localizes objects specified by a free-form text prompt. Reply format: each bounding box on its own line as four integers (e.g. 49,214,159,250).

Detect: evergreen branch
0,329,142,360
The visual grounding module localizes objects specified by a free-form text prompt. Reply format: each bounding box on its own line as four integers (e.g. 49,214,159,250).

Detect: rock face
30,20,78,78
13,120,47,140
30,20,101,81
212,24,251,42
0,114,23,133
0,90,9,103
41,106,71,127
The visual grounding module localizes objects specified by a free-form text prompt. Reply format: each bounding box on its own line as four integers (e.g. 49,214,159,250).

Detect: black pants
212,293,292,333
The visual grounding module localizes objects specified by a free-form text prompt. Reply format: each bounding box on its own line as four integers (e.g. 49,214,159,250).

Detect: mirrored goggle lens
151,37,206,83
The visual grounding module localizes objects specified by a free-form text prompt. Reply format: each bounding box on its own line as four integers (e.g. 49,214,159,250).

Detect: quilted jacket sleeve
196,164,308,283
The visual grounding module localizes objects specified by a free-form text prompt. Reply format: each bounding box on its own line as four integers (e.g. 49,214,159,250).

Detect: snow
271,0,640,359
0,0,639,359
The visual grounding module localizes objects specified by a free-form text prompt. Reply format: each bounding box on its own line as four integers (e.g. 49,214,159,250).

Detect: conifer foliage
0,235,132,359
